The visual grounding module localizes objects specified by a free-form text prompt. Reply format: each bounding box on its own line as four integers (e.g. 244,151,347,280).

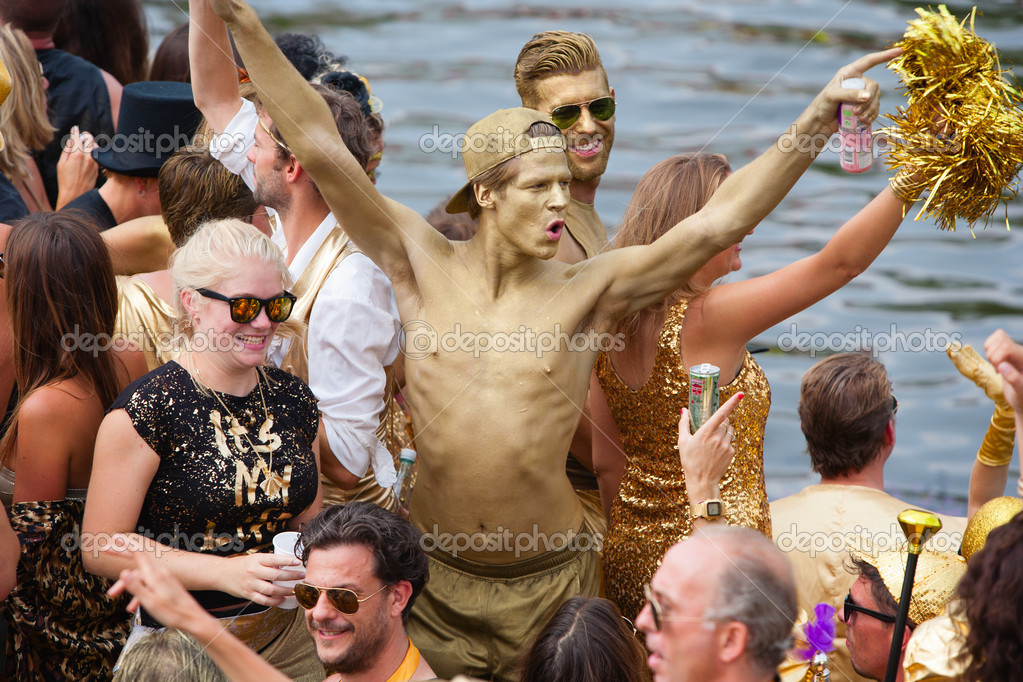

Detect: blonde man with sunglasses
514,31,613,266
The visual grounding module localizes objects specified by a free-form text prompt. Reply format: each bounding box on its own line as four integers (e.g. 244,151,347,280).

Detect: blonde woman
84,219,324,681
0,25,54,212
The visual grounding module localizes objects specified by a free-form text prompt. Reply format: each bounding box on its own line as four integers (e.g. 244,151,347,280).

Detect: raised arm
108,553,291,682
678,393,743,530
948,343,1016,519
593,49,901,318
694,181,913,354
189,0,245,134
207,0,443,279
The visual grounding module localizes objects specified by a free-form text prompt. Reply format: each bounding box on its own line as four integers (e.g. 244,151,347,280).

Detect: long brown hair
0,212,120,465
613,153,731,339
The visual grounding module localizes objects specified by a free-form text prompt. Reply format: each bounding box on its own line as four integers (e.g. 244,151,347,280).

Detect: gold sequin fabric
595,299,772,621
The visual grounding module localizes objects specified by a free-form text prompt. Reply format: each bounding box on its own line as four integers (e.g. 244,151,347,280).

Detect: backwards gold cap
445,107,565,214
850,547,966,624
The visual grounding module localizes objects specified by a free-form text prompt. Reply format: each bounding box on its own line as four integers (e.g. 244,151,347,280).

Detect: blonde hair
613,153,731,339
113,629,227,682
514,31,606,108
0,25,55,182
170,218,292,332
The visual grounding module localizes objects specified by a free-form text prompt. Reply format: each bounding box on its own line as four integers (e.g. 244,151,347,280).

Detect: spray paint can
839,77,872,173
689,363,721,432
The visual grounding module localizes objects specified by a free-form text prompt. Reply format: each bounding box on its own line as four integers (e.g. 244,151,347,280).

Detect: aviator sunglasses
550,96,616,130
293,582,388,613
196,288,297,324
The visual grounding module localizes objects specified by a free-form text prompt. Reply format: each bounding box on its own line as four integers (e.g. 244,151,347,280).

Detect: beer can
689,363,720,432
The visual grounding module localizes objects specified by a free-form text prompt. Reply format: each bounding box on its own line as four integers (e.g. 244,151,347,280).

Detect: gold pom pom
881,5,1023,233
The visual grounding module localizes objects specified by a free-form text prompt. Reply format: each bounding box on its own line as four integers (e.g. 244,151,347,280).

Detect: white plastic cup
272,531,304,609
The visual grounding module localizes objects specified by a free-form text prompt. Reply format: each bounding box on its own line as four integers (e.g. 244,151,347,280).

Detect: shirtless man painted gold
204,2,894,678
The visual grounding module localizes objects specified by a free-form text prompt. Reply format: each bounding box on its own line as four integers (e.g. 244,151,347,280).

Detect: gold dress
595,299,771,621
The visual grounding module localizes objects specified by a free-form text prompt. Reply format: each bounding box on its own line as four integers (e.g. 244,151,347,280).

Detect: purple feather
797,602,837,661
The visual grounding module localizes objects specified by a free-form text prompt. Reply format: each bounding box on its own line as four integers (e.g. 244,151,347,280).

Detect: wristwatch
690,499,725,521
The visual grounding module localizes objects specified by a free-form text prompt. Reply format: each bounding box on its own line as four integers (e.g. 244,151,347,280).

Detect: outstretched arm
108,553,291,682
207,0,444,280
189,0,245,134
693,180,913,357
593,49,901,319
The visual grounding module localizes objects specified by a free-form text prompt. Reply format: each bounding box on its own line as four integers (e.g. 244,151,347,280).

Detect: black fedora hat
92,81,202,178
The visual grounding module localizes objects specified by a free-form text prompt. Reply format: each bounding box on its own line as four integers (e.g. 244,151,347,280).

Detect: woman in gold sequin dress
83,220,325,680
591,153,917,621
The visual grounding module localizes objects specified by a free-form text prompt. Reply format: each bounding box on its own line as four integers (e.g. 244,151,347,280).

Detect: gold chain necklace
191,360,285,498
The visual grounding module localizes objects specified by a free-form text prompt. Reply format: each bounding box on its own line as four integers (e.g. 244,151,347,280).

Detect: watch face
707,501,723,517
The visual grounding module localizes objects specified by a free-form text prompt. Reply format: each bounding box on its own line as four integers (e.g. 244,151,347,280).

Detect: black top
0,173,28,224
35,49,115,207
112,362,319,614
61,188,117,231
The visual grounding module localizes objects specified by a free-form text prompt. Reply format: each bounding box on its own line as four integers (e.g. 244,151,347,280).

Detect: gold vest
280,224,412,510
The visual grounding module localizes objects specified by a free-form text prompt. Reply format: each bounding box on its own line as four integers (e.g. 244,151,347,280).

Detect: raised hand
108,552,210,629
948,341,1009,410
678,392,744,497
985,330,1023,414
55,126,98,209
807,48,902,135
